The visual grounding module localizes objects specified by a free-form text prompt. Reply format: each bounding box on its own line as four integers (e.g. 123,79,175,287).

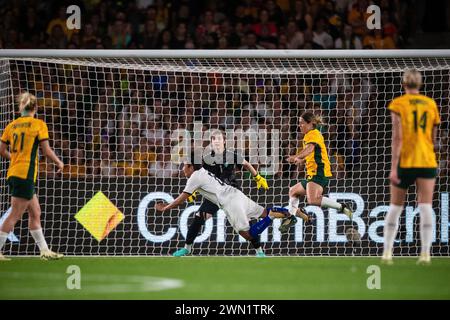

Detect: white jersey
183,168,235,207
183,168,264,231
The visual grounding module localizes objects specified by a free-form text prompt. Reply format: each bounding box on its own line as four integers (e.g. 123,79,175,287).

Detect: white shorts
222,189,264,232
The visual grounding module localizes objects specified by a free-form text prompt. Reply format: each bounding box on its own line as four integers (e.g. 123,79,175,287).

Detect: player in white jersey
155,155,288,252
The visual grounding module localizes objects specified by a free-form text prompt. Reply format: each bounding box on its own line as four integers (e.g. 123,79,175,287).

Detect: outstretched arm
243,159,269,190
242,159,258,177
155,192,191,212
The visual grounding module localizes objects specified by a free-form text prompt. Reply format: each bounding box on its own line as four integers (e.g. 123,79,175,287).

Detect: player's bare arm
433,125,438,150
155,192,190,212
242,159,258,176
389,111,402,185
242,159,269,190
0,141,11,160
40,140,64,173
286,143,314,164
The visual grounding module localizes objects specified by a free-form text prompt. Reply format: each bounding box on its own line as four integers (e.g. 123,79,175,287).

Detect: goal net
0,50,449,256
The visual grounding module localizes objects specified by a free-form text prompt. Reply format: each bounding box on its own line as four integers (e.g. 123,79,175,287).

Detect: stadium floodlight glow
0,50,449,256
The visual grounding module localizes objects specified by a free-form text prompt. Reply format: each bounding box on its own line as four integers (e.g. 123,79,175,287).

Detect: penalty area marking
0,272,184,297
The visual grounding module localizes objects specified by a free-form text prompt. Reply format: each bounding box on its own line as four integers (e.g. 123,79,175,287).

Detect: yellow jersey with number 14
388,93,440,168
1,116,49,182
303,128,332,178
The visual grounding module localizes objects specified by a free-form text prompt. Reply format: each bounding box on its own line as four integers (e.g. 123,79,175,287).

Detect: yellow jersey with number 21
1,116,49,182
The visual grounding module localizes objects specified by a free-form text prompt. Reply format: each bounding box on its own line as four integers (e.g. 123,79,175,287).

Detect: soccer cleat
417,252,431,265
279,207,312,234
40,249,64,260
173,248,190,257
0,253,11,261
267,206,290,219
256,251,266,257
279,215,298,234
340,203,354,220
295,207,312,223
381,251,393,265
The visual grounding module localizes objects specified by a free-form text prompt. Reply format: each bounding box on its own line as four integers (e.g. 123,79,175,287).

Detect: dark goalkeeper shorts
396,167,437,189
7,176,35,200
198,198,220,216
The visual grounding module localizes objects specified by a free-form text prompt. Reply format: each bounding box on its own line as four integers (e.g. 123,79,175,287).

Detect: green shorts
7,177,35,200
300,174,329,190
396,167,437,189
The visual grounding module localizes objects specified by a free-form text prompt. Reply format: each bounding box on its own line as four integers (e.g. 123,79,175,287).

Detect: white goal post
0,49,449,256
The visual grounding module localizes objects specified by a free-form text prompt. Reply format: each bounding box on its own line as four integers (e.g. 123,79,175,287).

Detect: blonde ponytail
312,115,323,126
17,92,37,114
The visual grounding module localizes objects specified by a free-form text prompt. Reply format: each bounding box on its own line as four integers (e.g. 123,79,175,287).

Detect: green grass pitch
1,257,450,300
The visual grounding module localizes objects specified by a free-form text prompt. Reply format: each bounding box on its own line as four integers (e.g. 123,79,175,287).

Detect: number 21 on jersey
12,132,25,153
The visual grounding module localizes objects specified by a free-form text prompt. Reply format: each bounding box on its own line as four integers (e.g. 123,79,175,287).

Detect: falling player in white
155,156,288,255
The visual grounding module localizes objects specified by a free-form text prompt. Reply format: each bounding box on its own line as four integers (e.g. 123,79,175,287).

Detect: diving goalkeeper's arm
242,160,269,191
155,192,190,212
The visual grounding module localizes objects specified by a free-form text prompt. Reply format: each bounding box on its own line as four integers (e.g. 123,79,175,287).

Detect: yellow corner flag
74,191,124,242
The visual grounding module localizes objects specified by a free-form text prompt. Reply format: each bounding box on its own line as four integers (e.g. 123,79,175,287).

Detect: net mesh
0,54,449,256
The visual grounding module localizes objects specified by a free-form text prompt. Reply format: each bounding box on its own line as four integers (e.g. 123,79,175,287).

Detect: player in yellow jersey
279,112,353,233
382,69,440,265
0,93,64,261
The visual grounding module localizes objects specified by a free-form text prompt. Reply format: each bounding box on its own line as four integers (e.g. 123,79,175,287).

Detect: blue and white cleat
173,248,190,257
267,206,289,213
267,206,290,219
256,251,266,258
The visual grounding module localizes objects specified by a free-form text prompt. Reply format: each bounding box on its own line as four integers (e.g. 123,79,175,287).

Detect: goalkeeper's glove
187,191,198,203
253,173,269,190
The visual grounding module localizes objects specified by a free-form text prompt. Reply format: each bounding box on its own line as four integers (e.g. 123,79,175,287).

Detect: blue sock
249,216,273,239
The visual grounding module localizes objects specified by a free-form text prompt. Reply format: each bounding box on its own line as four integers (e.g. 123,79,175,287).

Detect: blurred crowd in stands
0,0,431,50
2,0,449,182
8,61,449,181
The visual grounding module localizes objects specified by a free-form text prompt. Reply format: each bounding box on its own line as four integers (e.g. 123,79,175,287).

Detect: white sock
0,231,8,252
321,197,342,210
418,203,433,255
184,244,192,252
255,247,263,254
288,197,299,215
30,228,49,252
383,204,403,254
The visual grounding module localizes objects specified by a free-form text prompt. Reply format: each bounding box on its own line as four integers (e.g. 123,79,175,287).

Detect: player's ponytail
402,69,422,90
301,112,323,128
17,92,37,115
